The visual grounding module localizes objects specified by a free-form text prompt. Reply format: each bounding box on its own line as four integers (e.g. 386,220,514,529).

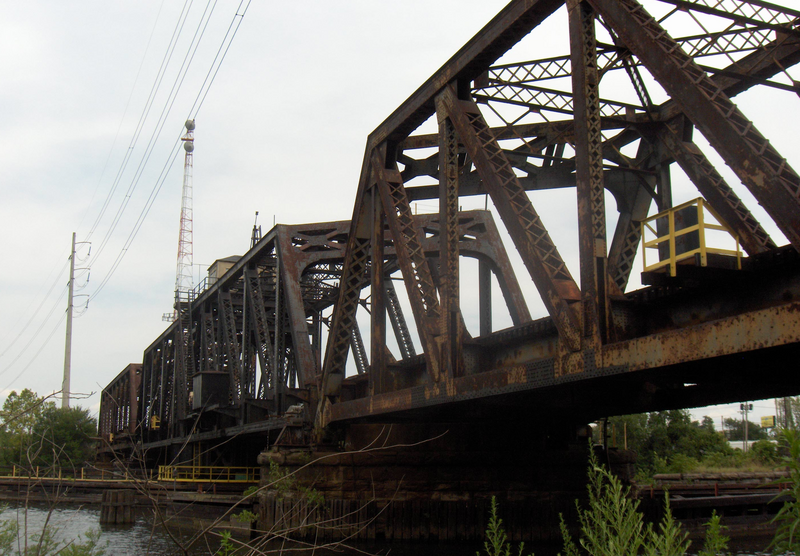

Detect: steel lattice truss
127,212,525,444
101,0,800,454
317,0,800,427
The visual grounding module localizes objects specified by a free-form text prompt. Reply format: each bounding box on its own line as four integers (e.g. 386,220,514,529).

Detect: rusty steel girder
317,0,800,428
106,0,800,454
98,363,141,445
132,211,525,448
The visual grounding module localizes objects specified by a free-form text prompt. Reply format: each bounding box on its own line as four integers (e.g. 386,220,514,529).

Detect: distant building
208,256,240,285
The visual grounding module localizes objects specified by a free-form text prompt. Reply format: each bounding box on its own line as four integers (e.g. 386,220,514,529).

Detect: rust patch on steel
603,302,800,371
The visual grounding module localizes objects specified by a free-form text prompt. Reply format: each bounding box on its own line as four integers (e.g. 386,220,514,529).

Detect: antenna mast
176,120,195,303
164,120,195,321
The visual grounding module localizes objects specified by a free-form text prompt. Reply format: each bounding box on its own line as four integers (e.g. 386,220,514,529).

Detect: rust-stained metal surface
124,211,526,459
316,0,800,428
98,363,141,444
101,0,800,468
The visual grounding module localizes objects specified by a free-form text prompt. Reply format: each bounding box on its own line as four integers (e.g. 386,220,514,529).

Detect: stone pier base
256,422,594,542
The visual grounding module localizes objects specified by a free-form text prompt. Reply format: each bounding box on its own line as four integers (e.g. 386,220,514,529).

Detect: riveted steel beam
570,0,611,347
655,0,800,36
589,0,800,251
276,228,322,387
219,290,242,406
372,146,443,383
438,84,582,352
436,95,465,378
657,116,776,255
370,188,388,395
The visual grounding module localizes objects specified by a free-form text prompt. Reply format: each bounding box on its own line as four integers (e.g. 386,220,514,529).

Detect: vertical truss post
164,341,174,437
370,187,387,395
200,307,218,374
272,262,285,413
479,260,492,336
219,290,242,406
240,276,253,405
277,228,321,387
569,0,610,347
371,146,443,383
589,0,800,252
436,95,464,377
658,117,776,255
245,268,274,400
438,84,582,352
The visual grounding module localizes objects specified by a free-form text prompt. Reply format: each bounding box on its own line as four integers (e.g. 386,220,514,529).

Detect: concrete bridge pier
256,420,599,543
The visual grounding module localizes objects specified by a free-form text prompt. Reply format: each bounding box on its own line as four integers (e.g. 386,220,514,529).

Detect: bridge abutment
256,421,596,542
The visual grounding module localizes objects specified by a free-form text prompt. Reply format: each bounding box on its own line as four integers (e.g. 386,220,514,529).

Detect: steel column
436,95,464,377
569,0,610,346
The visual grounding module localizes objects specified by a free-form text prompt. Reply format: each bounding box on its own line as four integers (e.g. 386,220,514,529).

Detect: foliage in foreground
770,428,800,554
697,511,729,556
477,497,530,556
478,430,800,556
559,449,690,556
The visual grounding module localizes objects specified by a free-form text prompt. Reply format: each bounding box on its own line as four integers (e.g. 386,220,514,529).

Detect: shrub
477,496,530,556
698,511,729,556
559,449,690,556
769,429,800,554
667,453,699,474
749,439,778,465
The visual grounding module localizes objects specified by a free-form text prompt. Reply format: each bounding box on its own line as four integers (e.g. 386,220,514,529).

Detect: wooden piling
100,489,135,524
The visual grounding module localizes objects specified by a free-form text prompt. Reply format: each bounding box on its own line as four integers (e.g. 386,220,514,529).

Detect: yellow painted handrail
157,465,259,483
641,198,741,277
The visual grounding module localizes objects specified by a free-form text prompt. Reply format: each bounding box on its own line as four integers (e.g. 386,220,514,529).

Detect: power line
3,312,68,394
85,0,200,267
1,0,253,386
90,0,252,302
0,286,69,379
77,0,170,239
0,259,69,359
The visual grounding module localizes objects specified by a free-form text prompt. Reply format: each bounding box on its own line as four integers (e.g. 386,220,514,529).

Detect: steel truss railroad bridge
100,0,800,473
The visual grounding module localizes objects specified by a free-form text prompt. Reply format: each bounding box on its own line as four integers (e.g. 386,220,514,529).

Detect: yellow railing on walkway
641,197,741,277
0,466,153,482
157,465,259,483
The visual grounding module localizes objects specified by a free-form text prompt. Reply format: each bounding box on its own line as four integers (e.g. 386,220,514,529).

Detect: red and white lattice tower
175,120,195,306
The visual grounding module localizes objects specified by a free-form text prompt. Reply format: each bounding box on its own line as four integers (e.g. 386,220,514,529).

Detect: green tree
608,410,731,477
0,390,55,468
723,417,769,442
29,406,97,469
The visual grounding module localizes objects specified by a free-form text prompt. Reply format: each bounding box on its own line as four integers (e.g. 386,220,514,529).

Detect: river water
0,504,781,555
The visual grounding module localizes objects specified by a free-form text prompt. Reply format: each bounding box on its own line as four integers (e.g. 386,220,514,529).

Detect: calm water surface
0,504,783,555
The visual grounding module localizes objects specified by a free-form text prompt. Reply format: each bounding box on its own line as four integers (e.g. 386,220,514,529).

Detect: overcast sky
0,1,793,430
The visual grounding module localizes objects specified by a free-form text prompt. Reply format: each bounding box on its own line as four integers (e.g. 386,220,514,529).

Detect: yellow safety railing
641,197,741,277
158,465,259,483
0,466,154,482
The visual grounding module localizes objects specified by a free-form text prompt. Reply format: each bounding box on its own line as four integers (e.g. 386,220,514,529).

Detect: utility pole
62,232,76,409
741,402,753,452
